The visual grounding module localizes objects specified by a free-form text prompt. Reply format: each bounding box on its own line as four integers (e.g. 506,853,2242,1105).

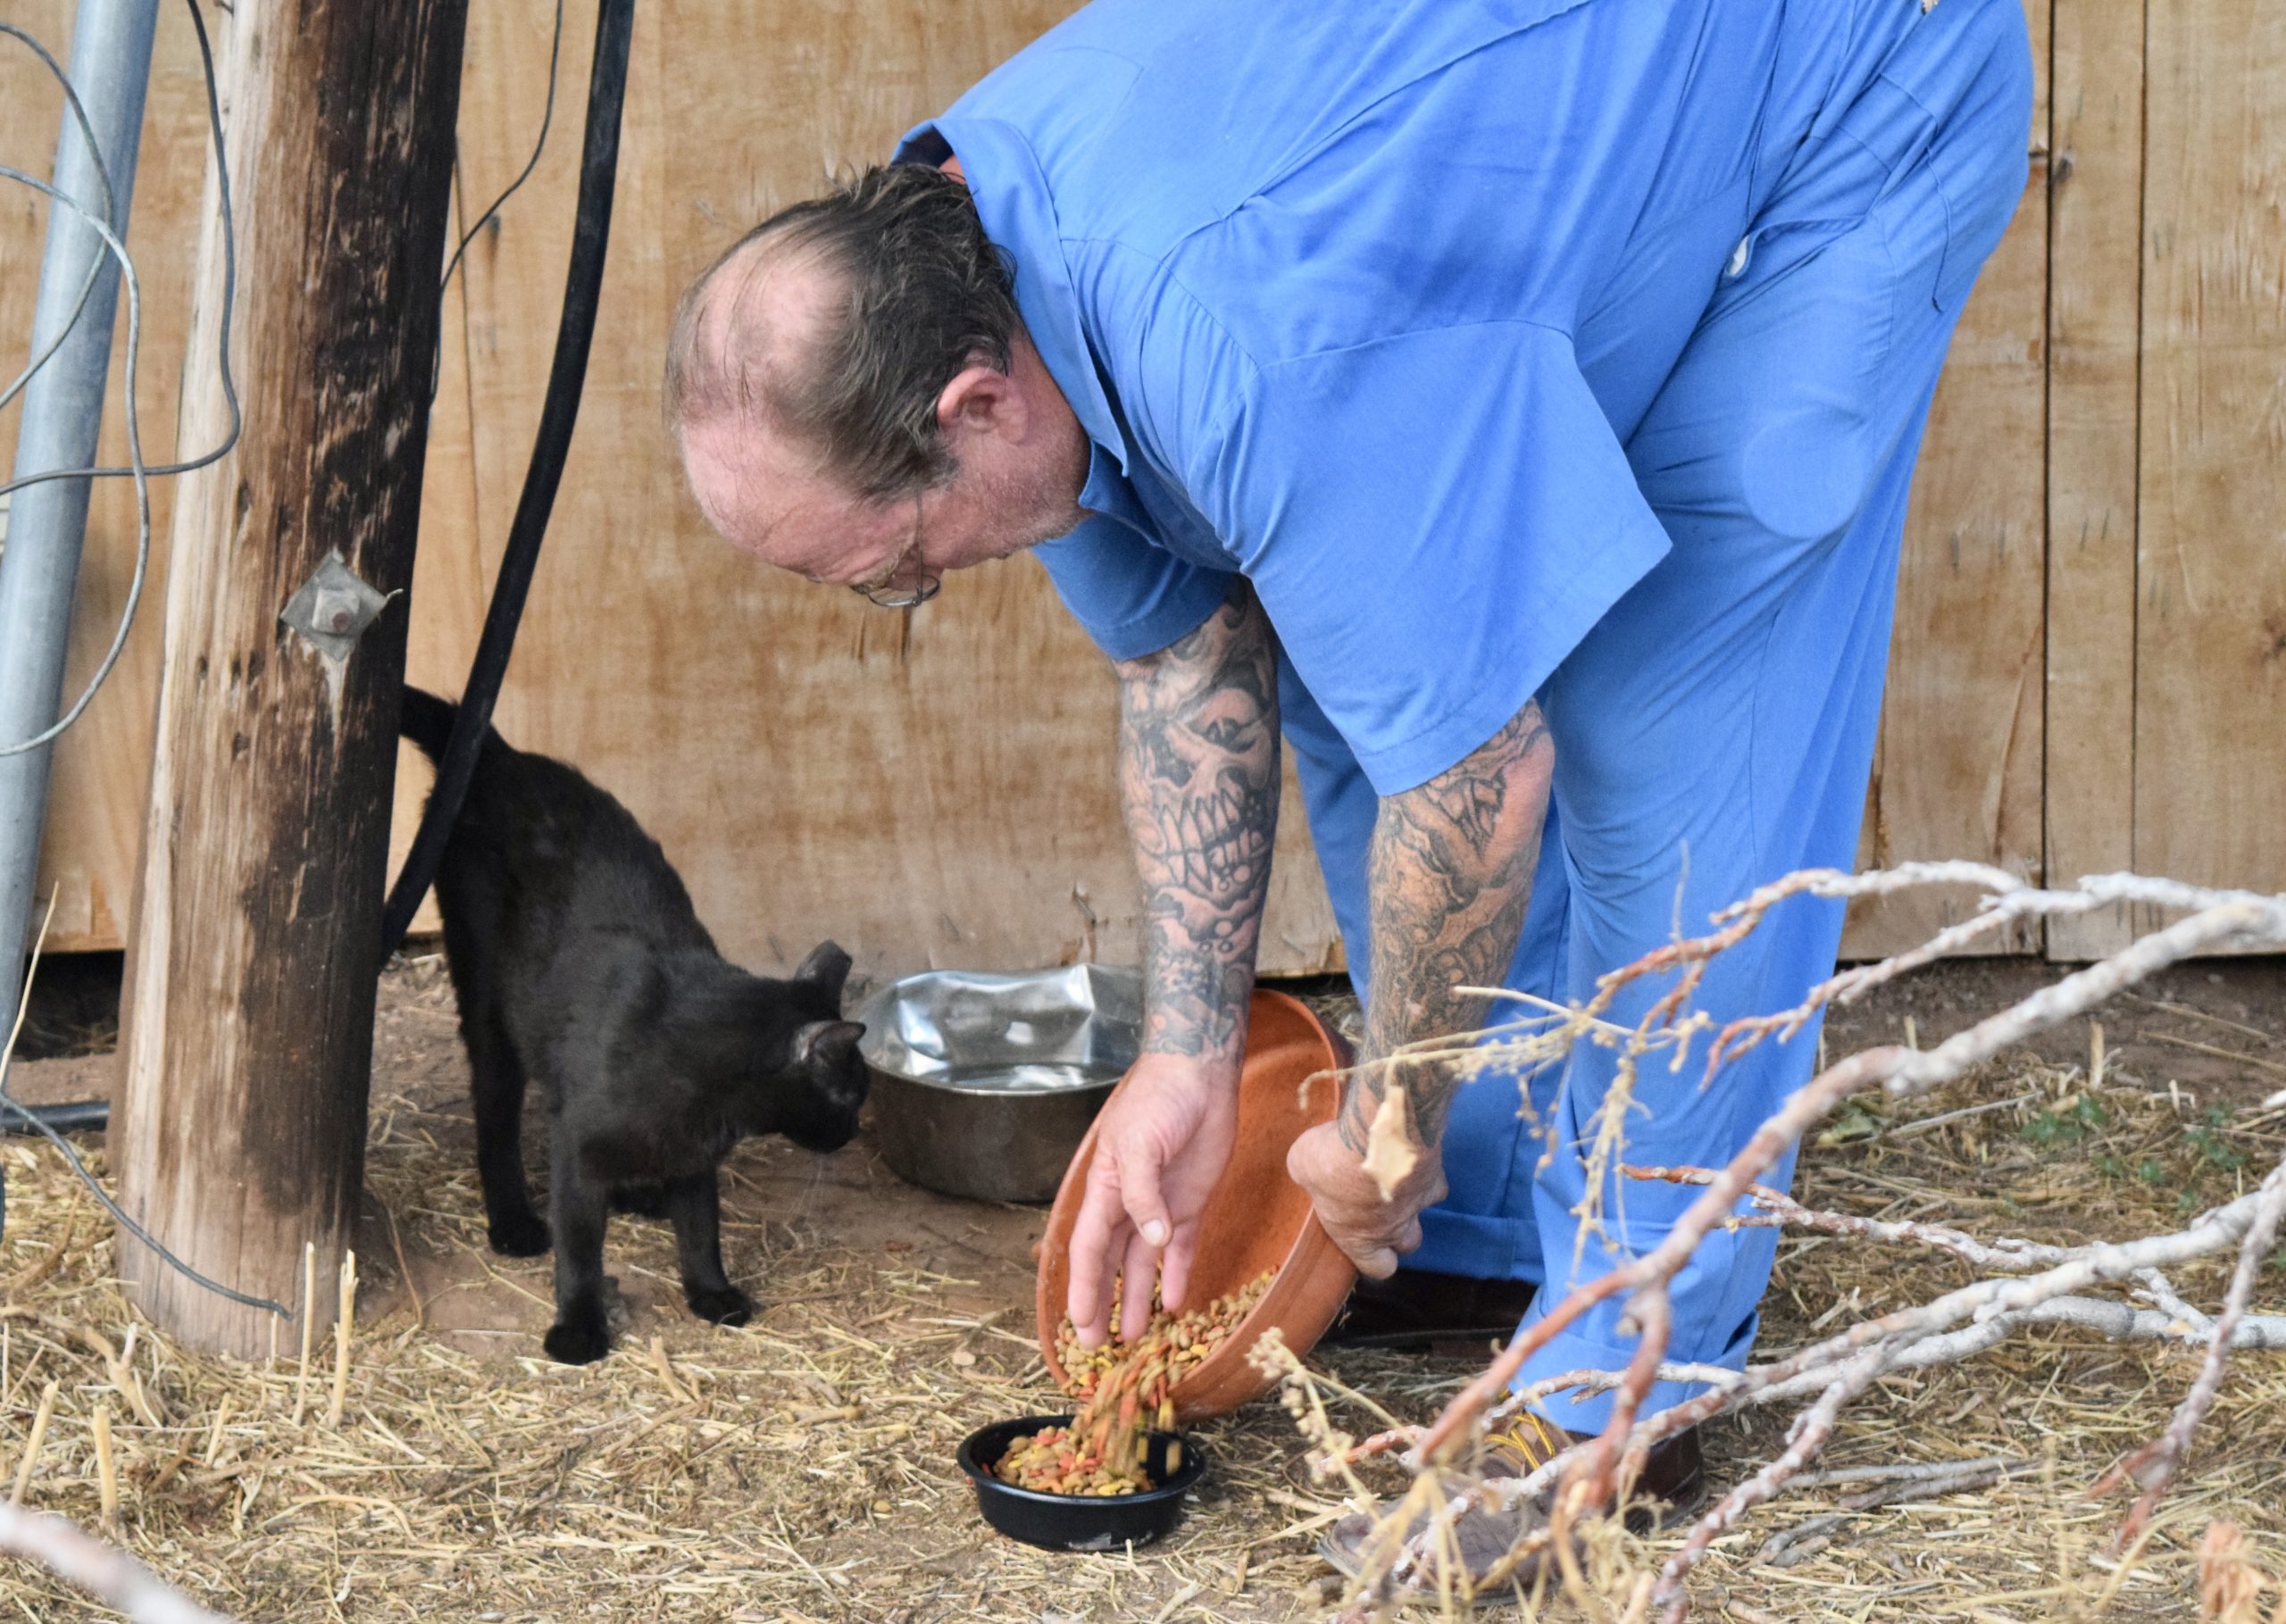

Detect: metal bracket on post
279,550,389,663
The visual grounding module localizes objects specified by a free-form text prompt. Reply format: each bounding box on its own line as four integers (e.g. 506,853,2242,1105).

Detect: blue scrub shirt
896,0,2034,1426
895,0,1840,795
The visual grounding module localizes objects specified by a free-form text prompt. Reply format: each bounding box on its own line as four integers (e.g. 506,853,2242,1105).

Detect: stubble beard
973,434,1090,558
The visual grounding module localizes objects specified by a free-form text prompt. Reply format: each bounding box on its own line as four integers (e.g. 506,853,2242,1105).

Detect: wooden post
113,0,469,1357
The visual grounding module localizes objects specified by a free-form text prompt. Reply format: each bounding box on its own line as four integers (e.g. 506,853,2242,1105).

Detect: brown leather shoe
1323,1269,1541,1352
1316,1422,1706,1604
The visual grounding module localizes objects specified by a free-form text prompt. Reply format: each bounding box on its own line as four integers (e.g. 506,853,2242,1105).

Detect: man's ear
935,357,1023,441
793,940,853,995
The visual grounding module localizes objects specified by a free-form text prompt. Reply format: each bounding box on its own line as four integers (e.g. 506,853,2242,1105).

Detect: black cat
398,687,868,1364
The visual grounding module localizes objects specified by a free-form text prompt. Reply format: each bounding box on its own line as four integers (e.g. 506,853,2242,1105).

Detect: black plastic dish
957,1413,1208,1553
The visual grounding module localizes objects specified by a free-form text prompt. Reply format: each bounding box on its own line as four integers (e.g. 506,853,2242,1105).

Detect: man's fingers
1328,1216,1405,1279
1106,1129,1172,1339
1158,1224,1197,1317
1352,1241,1401,1280
1118,1229,1160,1343
1117,1140,1174,1253
1065,1157,1127,1348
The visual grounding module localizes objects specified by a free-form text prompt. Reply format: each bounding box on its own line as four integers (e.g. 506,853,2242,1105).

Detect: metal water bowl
853,965,1139,1203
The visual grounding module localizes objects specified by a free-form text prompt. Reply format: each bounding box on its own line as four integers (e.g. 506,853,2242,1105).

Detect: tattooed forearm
1338,700,1553,1153
1114,579,1281,1069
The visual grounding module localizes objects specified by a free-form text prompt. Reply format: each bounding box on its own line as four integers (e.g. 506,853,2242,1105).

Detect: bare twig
8,1382,57,1506
1787,1454,2027,1490
290,1243,315,1428
1758,1459,2040,1566
1653,1351,1890,1618
0,1504,238,1622
2102,1158,2286,1543
1625,1167,2069,1272
325,1252,356,1429
90,1405,116,1529
1298,866,2286,1616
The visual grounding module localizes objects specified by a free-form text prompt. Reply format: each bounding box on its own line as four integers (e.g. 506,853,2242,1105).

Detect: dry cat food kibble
993,1269,1277,1495
989,1420,1178,1497
1052,1266,1278,1404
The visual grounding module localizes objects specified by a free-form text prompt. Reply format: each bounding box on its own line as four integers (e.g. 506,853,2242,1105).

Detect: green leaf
1815,1100,1885,1148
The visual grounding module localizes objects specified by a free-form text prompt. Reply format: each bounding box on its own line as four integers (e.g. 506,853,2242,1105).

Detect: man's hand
1287,1108,1448,1279
1065,1054,1239,1346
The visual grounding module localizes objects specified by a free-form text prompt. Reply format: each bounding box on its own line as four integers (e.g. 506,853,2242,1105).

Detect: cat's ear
793,941,852,995
792,1020,865,1068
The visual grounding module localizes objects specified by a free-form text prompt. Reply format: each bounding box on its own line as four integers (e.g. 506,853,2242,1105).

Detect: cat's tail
397,686,466,763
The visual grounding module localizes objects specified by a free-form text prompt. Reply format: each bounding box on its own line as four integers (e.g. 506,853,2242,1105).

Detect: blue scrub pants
1281,0,2033,1428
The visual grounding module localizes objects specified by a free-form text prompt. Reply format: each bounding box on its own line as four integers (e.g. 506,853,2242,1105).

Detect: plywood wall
2131,0,2286,937
2042,0,2147,960
16,0,2286,979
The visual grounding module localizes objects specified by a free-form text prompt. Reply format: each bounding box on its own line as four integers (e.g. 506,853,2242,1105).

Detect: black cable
381,0,638,954
0,1100,108,1137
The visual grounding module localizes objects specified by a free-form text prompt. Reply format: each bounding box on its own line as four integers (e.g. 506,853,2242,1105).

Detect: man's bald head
668,163,1091,594
664,163,1022,504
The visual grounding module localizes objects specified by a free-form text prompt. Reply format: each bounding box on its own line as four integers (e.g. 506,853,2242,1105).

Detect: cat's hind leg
465,999,550,1257
664,1169,753,1327
543,1128,615,1363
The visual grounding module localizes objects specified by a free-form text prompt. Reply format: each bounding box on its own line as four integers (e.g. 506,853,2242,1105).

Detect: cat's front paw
488,1211,552,1258
685,1285,755,1328
543,1310,613,1364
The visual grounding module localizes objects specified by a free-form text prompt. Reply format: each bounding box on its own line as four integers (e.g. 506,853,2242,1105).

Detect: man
668,0,2031,1573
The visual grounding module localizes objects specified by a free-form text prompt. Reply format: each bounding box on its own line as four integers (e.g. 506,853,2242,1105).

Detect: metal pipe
0,0,160,1025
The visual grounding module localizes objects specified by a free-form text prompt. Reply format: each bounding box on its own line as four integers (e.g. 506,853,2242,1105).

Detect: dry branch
0,1505,238,1622
1299,866,2286,1618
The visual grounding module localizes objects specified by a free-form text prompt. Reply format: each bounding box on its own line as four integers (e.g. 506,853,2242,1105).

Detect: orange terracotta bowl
1034,988,1359,1420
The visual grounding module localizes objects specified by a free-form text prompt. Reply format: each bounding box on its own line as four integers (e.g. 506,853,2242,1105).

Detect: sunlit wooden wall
9,0,2281,976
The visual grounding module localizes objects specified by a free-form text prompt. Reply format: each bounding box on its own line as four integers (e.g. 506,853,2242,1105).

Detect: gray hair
663,163,1021,502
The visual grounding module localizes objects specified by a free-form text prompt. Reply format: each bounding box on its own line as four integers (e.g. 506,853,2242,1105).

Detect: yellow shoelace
1484,1411,1567,1473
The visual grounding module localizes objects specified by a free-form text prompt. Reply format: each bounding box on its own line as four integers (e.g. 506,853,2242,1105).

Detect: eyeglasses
850,492,941,610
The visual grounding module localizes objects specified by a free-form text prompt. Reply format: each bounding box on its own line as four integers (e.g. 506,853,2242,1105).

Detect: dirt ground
0,948,2282,1620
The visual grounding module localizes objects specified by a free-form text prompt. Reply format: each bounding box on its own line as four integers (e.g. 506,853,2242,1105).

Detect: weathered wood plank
2043,0,2146,960
2132,0,2286,934
113,0,470,1358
